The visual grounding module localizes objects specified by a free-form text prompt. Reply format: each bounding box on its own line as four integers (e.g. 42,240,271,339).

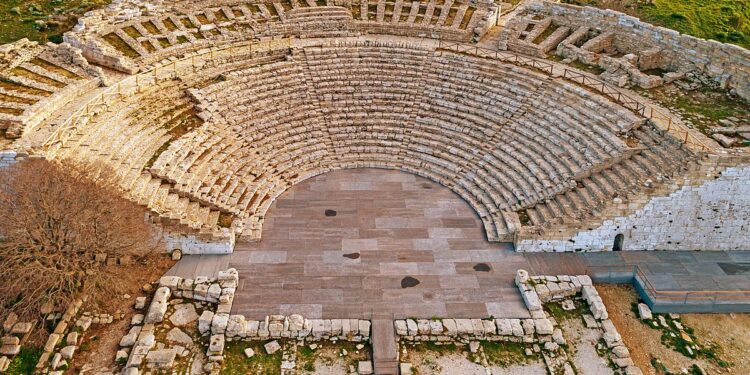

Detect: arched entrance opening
613,234,625,251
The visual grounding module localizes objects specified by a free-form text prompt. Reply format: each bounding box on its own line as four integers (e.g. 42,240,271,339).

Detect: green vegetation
222,341,282,375
563,0,750,49
672,88,748,122
516,210,531,226
297,345,316,372
481,341,539,367
635,311,730,369
635,85,750,134
410,341,459,354
5,347,43,375
544,300,587,323
0,0,112,44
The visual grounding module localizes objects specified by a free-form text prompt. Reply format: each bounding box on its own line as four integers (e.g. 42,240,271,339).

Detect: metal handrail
562,69,712,152
585,264,750,305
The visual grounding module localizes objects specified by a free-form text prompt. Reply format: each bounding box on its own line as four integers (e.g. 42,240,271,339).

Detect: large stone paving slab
226,168,530,320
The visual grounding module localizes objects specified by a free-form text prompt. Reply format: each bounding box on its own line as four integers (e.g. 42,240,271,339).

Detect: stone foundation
516,160,750,252
511,1,750,100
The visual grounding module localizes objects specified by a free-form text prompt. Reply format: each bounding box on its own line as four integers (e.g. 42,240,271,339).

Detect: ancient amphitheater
0,0,749,373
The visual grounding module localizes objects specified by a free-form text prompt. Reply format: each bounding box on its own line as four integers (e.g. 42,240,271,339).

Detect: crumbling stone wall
516,161,750,252
518,1,750,101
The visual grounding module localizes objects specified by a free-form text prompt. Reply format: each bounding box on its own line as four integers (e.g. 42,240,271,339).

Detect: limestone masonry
0,0,748,253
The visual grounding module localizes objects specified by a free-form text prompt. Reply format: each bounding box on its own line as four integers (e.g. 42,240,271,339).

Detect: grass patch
102,32,141,58
636,311,730,368
0,107,25,116
0,93,37,105
517,210,531,226
544,300,587,322
222,341,282,375
568,59,606,75
532,23,560,44
635,85,750,134
562,0,750,49
297,345,316,372
672,88,748,122
410,341,459,354
481,341,539,367
0,0,112,44
5,347,43,375
29,58,81,80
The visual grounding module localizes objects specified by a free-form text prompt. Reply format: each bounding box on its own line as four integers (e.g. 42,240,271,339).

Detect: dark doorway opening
613,234,624,251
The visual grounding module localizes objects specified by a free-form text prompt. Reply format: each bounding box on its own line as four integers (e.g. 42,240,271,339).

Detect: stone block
198,311,214,334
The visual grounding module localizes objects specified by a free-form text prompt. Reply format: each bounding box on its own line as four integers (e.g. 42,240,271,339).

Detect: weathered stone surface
144,287,170,324
145,349,177,368
637,303,652,320
120,326,142,347
211,313,229,334
198,311,214,334
166,327,194,346
496,319,512,336
522,290,542,311
534,319,553,335
134,297,147,310
358,360,373,375
226,315,247,337
287,314,304,332
264,340,281,354
169,304,199,326
60,345,76,360
429,320,444,335
208,334,225,354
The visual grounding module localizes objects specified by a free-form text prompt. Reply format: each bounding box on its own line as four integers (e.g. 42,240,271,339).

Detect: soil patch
598,284,748,374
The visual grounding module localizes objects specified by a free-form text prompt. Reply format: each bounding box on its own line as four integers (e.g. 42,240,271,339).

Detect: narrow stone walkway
372,319,399,375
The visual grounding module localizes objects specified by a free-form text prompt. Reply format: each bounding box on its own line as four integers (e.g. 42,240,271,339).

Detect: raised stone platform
169,168,532,319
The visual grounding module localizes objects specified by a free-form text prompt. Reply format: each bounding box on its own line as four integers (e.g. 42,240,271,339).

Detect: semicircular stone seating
139,40,673,242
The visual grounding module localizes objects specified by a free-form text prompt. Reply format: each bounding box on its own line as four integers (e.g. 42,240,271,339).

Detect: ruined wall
521,1,750,101
516,162,750,252
162,227,235,254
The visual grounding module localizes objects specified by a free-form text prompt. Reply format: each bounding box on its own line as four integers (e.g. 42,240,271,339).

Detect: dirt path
598,284,748,374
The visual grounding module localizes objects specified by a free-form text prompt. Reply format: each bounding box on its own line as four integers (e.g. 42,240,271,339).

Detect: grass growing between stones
0,0,111,44
409,341,459,354
4,347,43,375
222,341,283,375
299,340,371,372
561,0,750,49
481,341,539,367
544,300,588,323
634,83,750,138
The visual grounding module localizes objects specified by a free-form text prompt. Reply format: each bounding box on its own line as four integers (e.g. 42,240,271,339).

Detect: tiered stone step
141,42,644,242
520,124,695,232
0,42,99,138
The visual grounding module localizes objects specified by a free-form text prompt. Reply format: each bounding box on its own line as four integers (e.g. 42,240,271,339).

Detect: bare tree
0,158,159,321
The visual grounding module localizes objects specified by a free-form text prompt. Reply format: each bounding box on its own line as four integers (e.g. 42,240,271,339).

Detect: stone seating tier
138,42,648,241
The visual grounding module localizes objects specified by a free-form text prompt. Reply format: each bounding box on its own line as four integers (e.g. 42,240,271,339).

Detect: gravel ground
305,358,350,375
563,318,615,375
410,352,547,375
598,284,748,374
